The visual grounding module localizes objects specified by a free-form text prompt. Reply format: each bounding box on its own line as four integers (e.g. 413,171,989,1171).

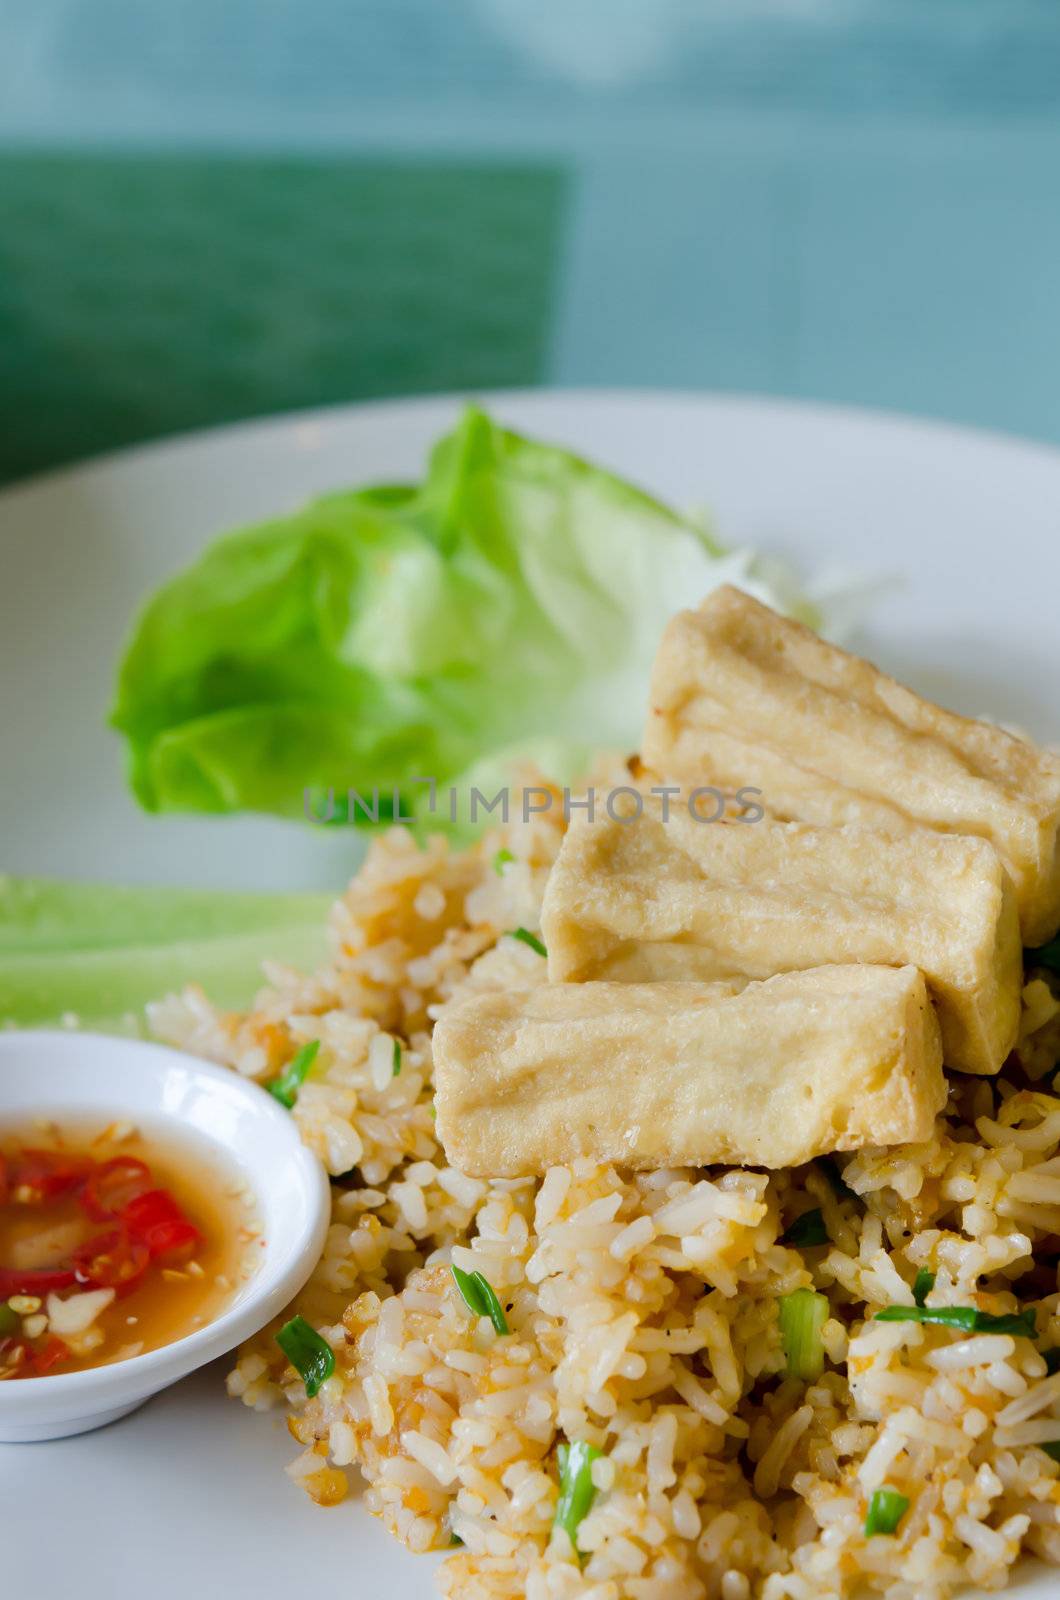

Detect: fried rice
148,775,1060,1600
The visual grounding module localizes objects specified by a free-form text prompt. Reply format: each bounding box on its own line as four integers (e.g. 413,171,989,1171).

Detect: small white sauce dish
0,1029,330,1442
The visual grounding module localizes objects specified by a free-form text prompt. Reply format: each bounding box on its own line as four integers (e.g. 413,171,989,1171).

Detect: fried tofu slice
433,967,945,1177
540,801,1021,1075
642,585,1060,946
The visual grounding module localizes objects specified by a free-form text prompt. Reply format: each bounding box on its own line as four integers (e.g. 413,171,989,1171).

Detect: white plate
2,391,1059,1594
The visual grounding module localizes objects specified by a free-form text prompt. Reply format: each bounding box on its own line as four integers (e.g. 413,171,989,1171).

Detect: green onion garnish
875,1305,1036,1338
269,1039,320,1109
779,1288,829,1381
1042,1442,1060,1462
275,1314,335,1398
1044,1348,1060,1376
864,1486,910,1537
781,1207,829,1248
0,1303,18,1337
392,1039,402,1076
493,848,515,875
1026,938,1060,974
554,1438,603,1553
912,1269,936,1307
450,1264,510,1335
448,1532,464,1546
511,927,546,957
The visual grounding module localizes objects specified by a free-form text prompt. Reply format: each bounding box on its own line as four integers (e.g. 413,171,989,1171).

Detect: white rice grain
754,1406,813,1499
401,1430,458,1488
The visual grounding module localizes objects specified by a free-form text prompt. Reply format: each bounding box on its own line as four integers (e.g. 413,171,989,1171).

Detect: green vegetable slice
450,1264,510,1335
0,1303,19,1337
1042,1443,1060,1462
492,849,515,875
874,1305,1036,1337
779,1288,829,1381
0,875,331,1032
511,928,546,957
392,1039,402,1077
912,1269,936,1308
781,1208,829,1248
275,1314,335,1397
555,1439,603,1552
268,1040,321,1109
864,1487,910,1537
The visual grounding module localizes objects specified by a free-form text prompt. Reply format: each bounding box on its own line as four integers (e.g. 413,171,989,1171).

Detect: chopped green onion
555,1438,603,1553
275,1314,335,1398
269,1039,320,1109
817,1154,856,1200
779,1288,829,1381
864,1486,910,1537
0,1303,18,1337
781,1207,829,1248
1042,1442,1060,1462
472,1275,510,1336
912,1269,936,1308
450,1264,509,1335
448,1532,464,1546
493,848,515,875
875,1305,1036,1338
511,927,546,957
392,1038,402,1076
1026,938,1060,974
1044,1348,1060,1376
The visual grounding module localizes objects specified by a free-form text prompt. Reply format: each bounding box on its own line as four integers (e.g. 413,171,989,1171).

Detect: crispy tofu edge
433,969,947,1178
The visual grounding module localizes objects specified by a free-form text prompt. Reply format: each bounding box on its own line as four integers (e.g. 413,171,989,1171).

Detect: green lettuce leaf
111,405,824,824
0,876,330,1032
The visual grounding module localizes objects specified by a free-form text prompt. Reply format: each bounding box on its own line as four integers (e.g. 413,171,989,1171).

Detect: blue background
3,0,1060,480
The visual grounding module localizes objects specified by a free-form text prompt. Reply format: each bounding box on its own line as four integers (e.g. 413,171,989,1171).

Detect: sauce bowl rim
0,1029,331,1414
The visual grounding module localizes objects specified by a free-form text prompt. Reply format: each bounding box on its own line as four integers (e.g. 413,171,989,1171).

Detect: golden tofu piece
540,802,1021,1074
643,585,1060,946
433,967,946,1177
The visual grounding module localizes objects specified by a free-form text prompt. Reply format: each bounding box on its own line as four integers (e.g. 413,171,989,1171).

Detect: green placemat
0,150,568,483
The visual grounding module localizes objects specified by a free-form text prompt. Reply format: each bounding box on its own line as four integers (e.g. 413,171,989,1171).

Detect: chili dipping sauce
0,1118,262,1380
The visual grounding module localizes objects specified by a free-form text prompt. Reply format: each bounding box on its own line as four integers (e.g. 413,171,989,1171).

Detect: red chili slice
10,1149,93,1203
121,1189,201,1260
141,1217,199,1258
71,1227,150,1294
31,1335,71,1377
81,1157,153,1222
0,1265,78,1298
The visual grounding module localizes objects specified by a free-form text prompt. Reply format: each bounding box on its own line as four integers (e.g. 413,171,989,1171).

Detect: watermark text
303,781,765,827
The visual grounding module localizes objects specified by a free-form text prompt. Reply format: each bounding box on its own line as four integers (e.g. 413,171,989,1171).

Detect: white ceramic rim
8,385,1060,495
